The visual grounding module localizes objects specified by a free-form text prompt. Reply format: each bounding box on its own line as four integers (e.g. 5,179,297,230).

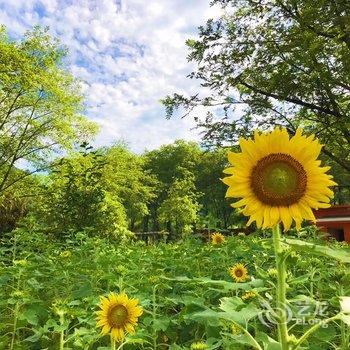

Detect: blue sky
0,0,223,152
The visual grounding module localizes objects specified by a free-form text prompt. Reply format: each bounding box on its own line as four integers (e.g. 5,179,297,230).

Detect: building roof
314,205,350,219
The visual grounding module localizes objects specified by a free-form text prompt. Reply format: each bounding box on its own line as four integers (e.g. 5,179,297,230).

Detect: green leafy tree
101,144,156,231
144,140,202,232
33,145,128,237
158,170,201,237
0,166,43,235
0,25,97,194
28,143,156,236
163,0,350,182
0,191,27,234
196,148,235,229
144,140,246,234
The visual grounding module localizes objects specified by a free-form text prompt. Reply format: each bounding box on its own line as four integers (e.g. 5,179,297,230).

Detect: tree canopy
0,26,97,194
163,0,350,184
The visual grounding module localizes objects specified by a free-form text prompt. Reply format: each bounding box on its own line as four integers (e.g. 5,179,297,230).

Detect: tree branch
239,80,344,118
322,147,350,172
0,166,49,193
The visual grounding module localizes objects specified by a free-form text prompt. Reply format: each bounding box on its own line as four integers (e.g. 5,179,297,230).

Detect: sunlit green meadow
1,227,349,349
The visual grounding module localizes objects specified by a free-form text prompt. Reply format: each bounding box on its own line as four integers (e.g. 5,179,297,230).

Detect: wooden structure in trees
314,205,350,244
134,231,169,243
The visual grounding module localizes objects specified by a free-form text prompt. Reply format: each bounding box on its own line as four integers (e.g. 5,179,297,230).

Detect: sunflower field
1,226,349,350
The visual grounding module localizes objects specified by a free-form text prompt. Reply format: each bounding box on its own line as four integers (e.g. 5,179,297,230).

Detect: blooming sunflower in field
191,341,208,350
211,232,225,245
60,250,72,258
96,292,143,342
223,128,336,230
231,323,242,335
241,290,258,301
229,263,248,282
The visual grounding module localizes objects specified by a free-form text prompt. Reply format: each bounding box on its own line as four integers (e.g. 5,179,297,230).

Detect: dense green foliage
0,229,349,349
0,26,97,194
15,140,239,239
144,141,241,238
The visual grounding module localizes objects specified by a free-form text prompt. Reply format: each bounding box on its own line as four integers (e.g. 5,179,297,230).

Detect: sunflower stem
111,334,116,350
116,341,128,350
339,285,349,350
9,302,19,350
59,312,65,350
152,284,158,350
59,330,64,350
291,313,341,350
272,224,289,350
231,321,263,350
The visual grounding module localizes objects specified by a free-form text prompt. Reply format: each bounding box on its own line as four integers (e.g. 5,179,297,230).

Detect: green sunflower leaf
163,276,264,291
284,238,350,263
255,331,282,350
190,301,261,327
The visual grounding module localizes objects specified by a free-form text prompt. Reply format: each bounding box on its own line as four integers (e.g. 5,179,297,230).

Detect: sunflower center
109,305,128,327
235,269,243,277
251,153,307,206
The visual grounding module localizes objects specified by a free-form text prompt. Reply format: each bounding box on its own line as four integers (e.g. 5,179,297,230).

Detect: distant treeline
0,140,247,239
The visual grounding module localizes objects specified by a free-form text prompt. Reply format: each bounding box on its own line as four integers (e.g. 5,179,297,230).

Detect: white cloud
0,0,223,152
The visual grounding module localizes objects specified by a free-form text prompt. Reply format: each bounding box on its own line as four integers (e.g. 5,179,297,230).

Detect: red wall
314,205,350,244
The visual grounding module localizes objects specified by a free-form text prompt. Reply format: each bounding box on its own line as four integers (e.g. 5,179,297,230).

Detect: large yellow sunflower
223,128,336,230
96,292,143,342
